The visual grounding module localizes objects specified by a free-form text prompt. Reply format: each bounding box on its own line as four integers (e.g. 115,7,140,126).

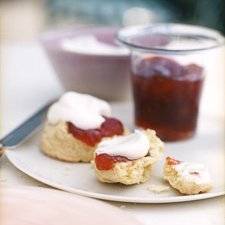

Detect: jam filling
190,172,199,175
67,117,124,147
95,153,129,170
95,152,151,170
166,157,182,166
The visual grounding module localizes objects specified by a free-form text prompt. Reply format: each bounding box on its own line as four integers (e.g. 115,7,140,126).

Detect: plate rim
4,103,225,203
5,149,225,204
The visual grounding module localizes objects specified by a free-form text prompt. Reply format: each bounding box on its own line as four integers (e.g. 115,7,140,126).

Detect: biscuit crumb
0,178,7,182
147,184,169,193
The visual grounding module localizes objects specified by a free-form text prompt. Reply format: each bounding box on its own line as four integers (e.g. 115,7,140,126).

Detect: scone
164,157,213,195
40,92,124,162
92,129,163,185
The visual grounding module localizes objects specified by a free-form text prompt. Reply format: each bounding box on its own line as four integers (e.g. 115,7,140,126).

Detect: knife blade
0,101,53,150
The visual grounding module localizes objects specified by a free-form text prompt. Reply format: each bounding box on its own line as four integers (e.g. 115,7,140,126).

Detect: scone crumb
147,184,170,193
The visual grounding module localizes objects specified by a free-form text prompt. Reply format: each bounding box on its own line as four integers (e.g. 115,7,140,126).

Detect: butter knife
0,101,53,155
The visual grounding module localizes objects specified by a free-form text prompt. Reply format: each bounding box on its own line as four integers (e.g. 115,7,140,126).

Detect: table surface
0,42,225,225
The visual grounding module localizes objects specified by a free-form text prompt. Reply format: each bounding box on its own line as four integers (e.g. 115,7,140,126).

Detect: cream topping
61,35,129,56
95,130,150,160
173,162,211,185
47,92,111,129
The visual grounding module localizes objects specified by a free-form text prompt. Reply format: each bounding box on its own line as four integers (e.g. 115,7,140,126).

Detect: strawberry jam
166,157,181,166
132,56,204,141
190,172,199,175
67,117,124,147
95,153,129,170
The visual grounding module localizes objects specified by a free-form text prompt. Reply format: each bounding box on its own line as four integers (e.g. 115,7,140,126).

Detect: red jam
190,172,199,175
95,153,129,170
166,157,181,166
132,56,204,141
67,117,124,147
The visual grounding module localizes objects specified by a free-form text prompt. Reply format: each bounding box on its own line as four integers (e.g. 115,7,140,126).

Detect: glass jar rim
117,23,225,55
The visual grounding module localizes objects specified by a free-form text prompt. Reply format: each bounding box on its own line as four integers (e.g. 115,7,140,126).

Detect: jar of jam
117,24,224,141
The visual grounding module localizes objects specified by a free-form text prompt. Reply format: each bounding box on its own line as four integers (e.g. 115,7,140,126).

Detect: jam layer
67,117,124,147
95,153,129,170
166,157,181,166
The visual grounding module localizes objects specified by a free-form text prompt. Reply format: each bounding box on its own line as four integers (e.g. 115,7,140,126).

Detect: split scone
92,129,164,185
164,157,213,195
40,92,124,162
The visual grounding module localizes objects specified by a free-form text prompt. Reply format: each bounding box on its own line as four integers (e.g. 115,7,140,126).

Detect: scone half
40,121,94,162
93,129,164,185
40,117,124,162
39,91,124,162
164,157,213,195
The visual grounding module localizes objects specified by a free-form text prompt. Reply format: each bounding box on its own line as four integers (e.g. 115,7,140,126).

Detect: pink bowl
40,26,131,101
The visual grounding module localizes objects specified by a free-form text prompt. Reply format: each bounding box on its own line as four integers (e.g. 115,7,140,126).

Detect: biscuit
164,157,213,195
40,122,95,162
93,129,163,185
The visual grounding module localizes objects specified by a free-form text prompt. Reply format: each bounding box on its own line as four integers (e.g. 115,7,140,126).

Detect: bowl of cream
40,26,130,101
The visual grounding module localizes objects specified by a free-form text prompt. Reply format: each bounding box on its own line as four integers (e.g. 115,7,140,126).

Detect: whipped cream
173,162,211,185
61,35,129,56
47,92,111,129
95,130,150,160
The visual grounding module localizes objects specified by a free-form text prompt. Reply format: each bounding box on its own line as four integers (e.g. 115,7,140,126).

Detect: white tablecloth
0,42,225,225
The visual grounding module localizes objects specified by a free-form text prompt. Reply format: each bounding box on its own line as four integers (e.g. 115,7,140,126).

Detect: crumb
64,167,72,171
147,184,170,193
0,178,7,182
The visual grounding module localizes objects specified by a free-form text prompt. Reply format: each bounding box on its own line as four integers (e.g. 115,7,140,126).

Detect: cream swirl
47,92,111,129
95,130,150,160
173,162,211,185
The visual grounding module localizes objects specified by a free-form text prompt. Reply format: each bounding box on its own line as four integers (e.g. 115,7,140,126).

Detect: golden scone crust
92,157,153,185
93,129,163,185
40,122,95,162
163,160,213,195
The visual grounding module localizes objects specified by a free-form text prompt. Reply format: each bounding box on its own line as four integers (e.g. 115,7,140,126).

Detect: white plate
5,103,225,203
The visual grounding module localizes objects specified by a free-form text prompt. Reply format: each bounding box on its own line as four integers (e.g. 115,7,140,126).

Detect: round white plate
1,186,141,225
5,103,225,203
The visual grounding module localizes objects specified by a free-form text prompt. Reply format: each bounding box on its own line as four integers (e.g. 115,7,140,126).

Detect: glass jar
117,24,224,141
